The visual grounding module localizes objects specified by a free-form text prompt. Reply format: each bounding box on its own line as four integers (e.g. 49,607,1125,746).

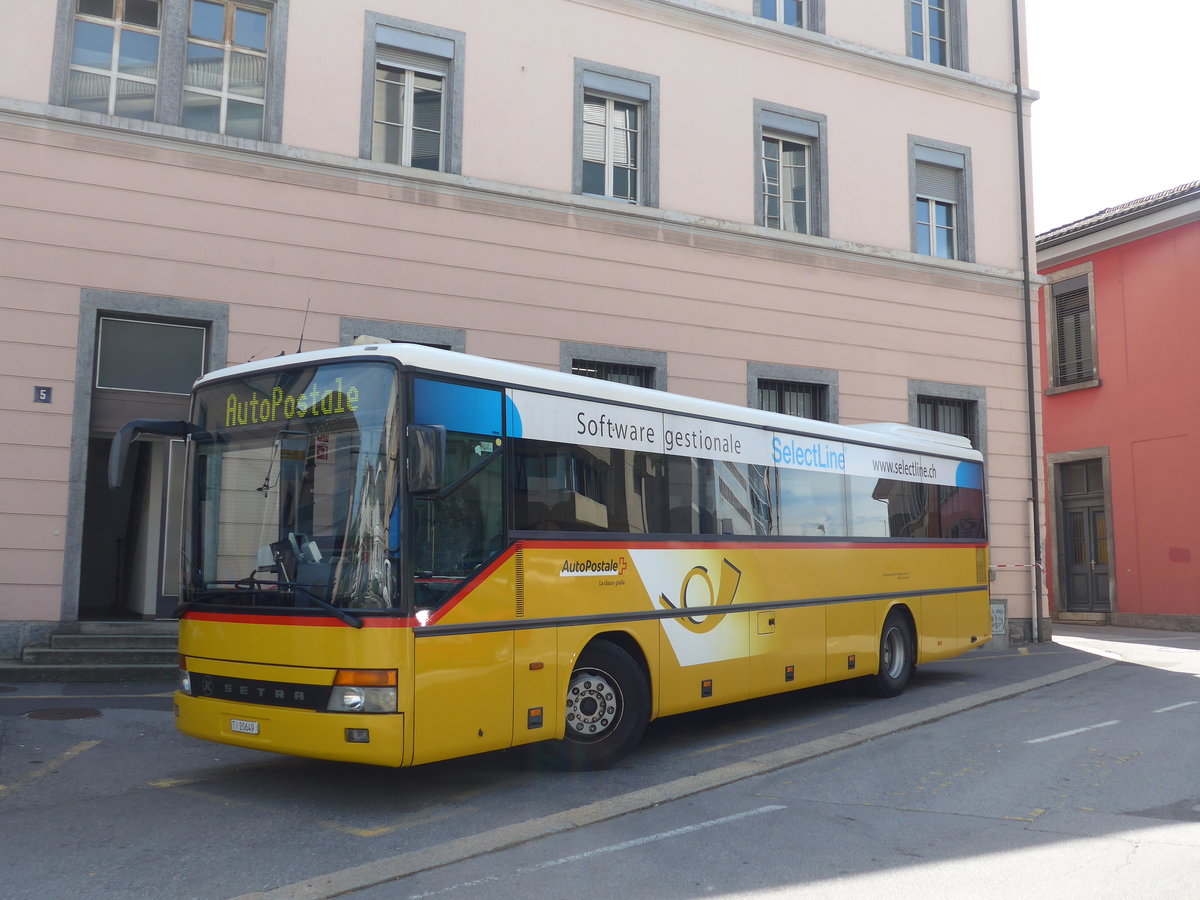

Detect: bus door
409,379,514,764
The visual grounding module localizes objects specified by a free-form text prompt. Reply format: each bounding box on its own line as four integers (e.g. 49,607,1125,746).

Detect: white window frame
582,94,643,204
372,50,446,169
761,132,812,234
915,192,957,259
181,0,271,139
754,0,825,32
907,0,966,70
65,0,163,121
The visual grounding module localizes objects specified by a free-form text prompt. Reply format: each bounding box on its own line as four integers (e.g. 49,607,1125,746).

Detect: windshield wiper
179,574,363,628
286,579,363,629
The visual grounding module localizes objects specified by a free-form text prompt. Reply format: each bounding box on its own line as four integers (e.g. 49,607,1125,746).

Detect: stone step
0,659,177,684
50,633,177,651
22,646,177,667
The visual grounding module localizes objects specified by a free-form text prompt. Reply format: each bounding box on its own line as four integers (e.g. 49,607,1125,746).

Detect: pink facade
0,1,1043,658
1037,184,1200,629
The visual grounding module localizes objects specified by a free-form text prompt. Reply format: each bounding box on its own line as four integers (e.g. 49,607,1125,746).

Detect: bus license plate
230,718,259,735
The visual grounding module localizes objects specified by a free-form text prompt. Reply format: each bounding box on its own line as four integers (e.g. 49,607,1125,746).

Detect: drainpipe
1010,0,1045,642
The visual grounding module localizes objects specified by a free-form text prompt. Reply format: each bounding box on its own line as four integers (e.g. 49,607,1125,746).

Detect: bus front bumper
175,692,407,767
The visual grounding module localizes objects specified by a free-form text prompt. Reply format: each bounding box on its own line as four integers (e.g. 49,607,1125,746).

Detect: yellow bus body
176,539,989,767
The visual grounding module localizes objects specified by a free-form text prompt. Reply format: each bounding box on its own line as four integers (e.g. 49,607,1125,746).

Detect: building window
582,95,641,203
561,342,666,390
182,0,269,138
755,103,827,236
755,0,825,31
757,379,828,421
761,135,809,233
574,61,659,207
909,0,948,64
911,139,972,261
362,16,463,173
57,0,287,142
1048,274,1097,389
373,55,444,170
918,395,979,448
908,0,964,68
749,363,838,421
572,360,655,388
67,0,162,121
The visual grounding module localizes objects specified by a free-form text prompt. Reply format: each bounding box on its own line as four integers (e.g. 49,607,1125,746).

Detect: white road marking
406,804,787,899
1025,720,1119,743
1153,701,1198,713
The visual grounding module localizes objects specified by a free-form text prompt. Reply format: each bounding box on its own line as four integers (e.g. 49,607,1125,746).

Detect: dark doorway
1058,459,1110,613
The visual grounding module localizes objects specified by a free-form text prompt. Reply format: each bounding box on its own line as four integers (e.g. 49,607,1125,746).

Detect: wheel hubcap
882,626,906,678
565,668,620,741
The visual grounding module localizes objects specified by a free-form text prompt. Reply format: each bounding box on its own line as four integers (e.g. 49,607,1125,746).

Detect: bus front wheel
863,609,914,698
541,640,649,770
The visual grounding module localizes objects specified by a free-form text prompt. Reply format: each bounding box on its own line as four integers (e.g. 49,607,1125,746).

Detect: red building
1037,181,1200,630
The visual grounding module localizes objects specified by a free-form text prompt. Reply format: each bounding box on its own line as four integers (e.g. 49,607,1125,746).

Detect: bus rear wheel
541,640,649,771
863,609,914,698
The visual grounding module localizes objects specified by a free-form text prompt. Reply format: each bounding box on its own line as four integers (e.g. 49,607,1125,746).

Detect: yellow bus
111,343,990,770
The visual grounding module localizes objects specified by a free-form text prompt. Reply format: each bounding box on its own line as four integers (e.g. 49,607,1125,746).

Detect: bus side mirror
108,419,200,490
407,424,447,494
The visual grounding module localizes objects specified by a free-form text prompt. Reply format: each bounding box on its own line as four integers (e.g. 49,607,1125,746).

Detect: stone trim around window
753,100,829,237
338,318,466,352
62,290,230,624
50,0,289,144
1044,263,1100,395
747,361,839,422
359,13,466,174
908,135,974,262
572,59,660,208
906,378,987,461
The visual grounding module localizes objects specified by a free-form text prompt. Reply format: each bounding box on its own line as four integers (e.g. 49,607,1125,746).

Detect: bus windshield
184,360,400,612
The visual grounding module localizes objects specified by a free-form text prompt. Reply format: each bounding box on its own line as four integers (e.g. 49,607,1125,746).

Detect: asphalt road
2,626,1195,899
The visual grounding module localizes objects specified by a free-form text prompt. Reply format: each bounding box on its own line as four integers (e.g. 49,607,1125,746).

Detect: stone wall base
0,621,58,660
1110,613,1200,633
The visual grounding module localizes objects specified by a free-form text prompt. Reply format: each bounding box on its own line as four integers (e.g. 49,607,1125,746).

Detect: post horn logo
656,558,742,634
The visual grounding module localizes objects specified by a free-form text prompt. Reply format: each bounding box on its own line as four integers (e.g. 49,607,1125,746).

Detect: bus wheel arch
863,604,916,698
541,635,650,770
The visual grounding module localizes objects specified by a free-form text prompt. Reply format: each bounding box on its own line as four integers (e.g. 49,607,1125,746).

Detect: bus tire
863,608,914,698
540,640,649,771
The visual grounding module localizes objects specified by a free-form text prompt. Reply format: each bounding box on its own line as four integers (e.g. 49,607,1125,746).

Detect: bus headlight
326,670,398,713
179,657,193,696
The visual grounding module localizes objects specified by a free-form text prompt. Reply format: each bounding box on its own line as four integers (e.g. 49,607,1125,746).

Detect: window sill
1045,378,1101,396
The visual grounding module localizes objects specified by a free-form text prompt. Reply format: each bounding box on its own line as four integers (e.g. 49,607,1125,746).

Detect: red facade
1037,185,1200,629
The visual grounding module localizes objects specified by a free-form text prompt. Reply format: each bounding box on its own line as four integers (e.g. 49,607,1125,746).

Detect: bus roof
197,342,982,462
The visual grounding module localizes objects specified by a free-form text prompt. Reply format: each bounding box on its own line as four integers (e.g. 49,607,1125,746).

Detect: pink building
1,1,1045,662
1037,181,1200,630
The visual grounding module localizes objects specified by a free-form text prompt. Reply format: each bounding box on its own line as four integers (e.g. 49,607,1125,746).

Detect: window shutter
915,161,959,202
1054,285,1093,384
583,95,607,163
377,47,447,79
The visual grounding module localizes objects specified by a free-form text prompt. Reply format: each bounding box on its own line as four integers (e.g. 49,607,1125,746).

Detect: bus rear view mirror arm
108,419,202,490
